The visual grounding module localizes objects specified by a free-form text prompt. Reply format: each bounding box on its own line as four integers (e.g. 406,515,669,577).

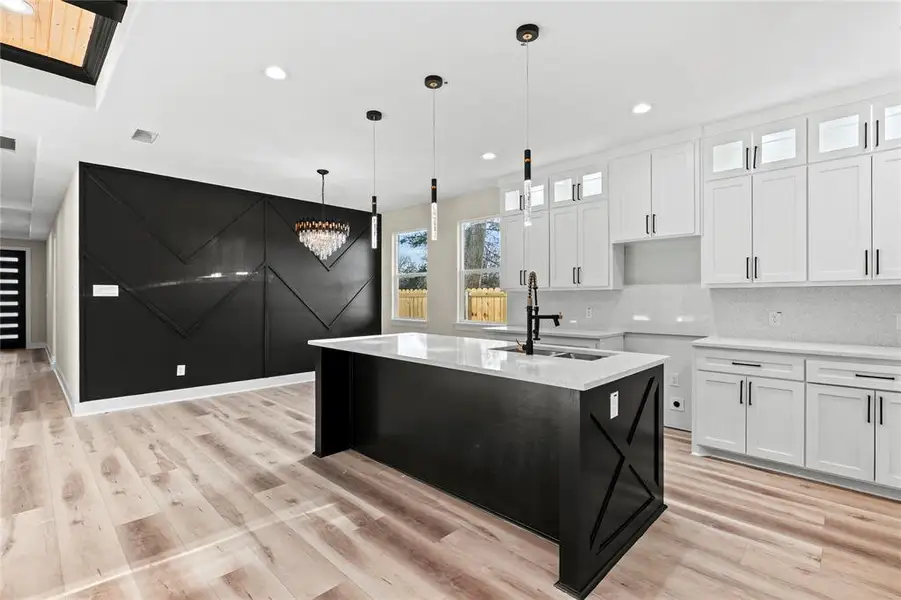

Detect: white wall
48,170,79,406
381,187,499,335
0,238,47,347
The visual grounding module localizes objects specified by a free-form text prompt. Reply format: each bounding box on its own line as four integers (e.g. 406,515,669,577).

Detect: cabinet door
527,181,546,212
746,377,805,467
609,152,652,242
578,201,610,287
652,141,697,238
806,384,875,482
579,167,606,203
873,93,901,151
501,187,522,215
550,171,577,208
695,372,746,453
752,117,807,172
876,391,901,490
525,211,550,289
873,149,901,280
500,215,524,289
808,102,871,163
808,156,872,282
751,166,807,283
549,205,579,289
702,177,752,284
704,129,752,180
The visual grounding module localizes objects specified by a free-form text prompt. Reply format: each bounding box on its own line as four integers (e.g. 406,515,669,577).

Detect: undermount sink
495,345,608,361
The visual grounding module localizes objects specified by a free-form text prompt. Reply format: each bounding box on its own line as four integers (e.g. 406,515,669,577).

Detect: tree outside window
395,229,428,320
460,218,506,323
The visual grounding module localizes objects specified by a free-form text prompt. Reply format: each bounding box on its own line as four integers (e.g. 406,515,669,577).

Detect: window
460,218,506,323
394,229,428,320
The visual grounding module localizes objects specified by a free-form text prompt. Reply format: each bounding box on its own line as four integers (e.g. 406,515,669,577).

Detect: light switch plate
610,391,619,419
586,307,592,319
769,311,783,327
669,373,679,387
176,365,186,376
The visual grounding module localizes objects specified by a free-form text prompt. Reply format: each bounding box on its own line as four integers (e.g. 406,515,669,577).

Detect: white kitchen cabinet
808,156,872,282
551,166,606,207
745,377,805,467
549,205,579,288
500,181,546,215
577,202,611,288
873,149,901,280
876,391,901,490
610,152,652,242
874,94,901,151
808,102,871,163
704,129,752,180
703,177,752,284
500,214,526,289
651,142,697,238
751,117,807,172
550,171,577,207
525,211,550,289
695,371,747,453
751,166,807,283
806,383,875,482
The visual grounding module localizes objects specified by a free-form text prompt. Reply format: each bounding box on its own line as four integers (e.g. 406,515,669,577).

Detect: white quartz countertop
483,326,625,340
309,333,666,391
693,337,901,362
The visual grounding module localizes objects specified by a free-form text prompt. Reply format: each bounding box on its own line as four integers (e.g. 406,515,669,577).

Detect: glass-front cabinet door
578,167,606,203
704,129,752,180
874,93,901,151
808,102,871,163
752,117,807,172
500,186,522,215
550,171,576,206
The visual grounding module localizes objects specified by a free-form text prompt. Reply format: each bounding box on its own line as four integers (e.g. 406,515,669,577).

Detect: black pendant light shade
367,109,382,250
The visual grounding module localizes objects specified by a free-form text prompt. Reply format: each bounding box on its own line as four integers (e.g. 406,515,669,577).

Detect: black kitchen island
310,333,667,599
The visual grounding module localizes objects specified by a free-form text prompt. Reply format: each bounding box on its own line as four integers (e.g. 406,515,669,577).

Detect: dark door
0,249,26,350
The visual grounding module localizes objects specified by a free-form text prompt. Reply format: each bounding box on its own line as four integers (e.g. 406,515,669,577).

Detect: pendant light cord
320,172,326,220
525,42,530,148
432,92,437,178
372,122,377,196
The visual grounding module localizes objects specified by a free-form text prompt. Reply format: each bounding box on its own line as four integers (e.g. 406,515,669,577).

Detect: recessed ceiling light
265,65,287,80
131,129,159,144
0,0,35,15
481,152,497,160
632,103,652,115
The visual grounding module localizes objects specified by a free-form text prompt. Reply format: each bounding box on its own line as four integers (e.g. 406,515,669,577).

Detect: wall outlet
669,373,679,387
669,397,685,412
176,364,186,376
586,307,593,319
769,311,783,327
610,391,619,419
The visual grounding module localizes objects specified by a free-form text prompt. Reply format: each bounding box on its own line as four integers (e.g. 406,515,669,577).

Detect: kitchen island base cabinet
313,341,665,599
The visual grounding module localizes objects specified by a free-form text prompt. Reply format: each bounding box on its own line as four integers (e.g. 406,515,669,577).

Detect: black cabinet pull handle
577,182,582,201
876,249,880,276
571,183,576,202
732,361,762,368
748,380,753,406
875,120,880,148
752,145,759,169
645,215,650,235
520,194,524,211
754,257,759,279
577,266,582,284
739,380,744,405
867,395,871,424
746,257,750,280
745,147,750,170
864,121,868,149
652,213,657,234
572,267,576,285
880,396,885,426
855,373,895,381
865,249,869,276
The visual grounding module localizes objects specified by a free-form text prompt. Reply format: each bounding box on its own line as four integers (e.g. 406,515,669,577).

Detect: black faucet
524,271,561,355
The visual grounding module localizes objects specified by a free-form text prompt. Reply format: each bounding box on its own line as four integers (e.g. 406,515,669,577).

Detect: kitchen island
309,333,667,599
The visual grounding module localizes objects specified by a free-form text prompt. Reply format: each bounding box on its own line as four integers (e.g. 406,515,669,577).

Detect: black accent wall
79,162,380,402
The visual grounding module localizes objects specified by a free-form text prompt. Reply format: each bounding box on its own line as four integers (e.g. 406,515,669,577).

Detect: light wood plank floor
2,349,900,599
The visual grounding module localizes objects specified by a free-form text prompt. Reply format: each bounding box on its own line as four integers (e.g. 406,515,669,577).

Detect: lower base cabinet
806,384,875,481
695,372,805,466
876,391,901,489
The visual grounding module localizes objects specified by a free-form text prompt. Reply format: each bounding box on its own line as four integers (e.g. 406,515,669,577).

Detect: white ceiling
1,0,900,240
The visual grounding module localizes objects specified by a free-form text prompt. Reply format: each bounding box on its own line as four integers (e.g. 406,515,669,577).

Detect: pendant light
367,109,382,250
425,74,444,241
517,24,539,227
295,169,350,261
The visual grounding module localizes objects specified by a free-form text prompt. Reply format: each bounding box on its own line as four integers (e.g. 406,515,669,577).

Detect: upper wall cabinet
704,118,806,180
808,102,871,163
610,142,698,243
500,212,550,290
499,181,547,216
874,93,901,151
550,166,606,208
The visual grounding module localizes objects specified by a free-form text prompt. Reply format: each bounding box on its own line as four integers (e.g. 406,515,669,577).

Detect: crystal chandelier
295,169,350,261
517,24,539,227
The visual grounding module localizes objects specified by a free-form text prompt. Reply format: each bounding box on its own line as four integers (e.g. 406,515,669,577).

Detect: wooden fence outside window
397,288,507,322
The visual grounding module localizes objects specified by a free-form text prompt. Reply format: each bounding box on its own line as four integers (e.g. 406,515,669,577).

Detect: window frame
457,216,505,325
392,229,428,322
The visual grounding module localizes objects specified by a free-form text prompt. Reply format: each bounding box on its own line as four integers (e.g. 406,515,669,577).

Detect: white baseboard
71,372,315,417
51,362,76,415
26,341,47,350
